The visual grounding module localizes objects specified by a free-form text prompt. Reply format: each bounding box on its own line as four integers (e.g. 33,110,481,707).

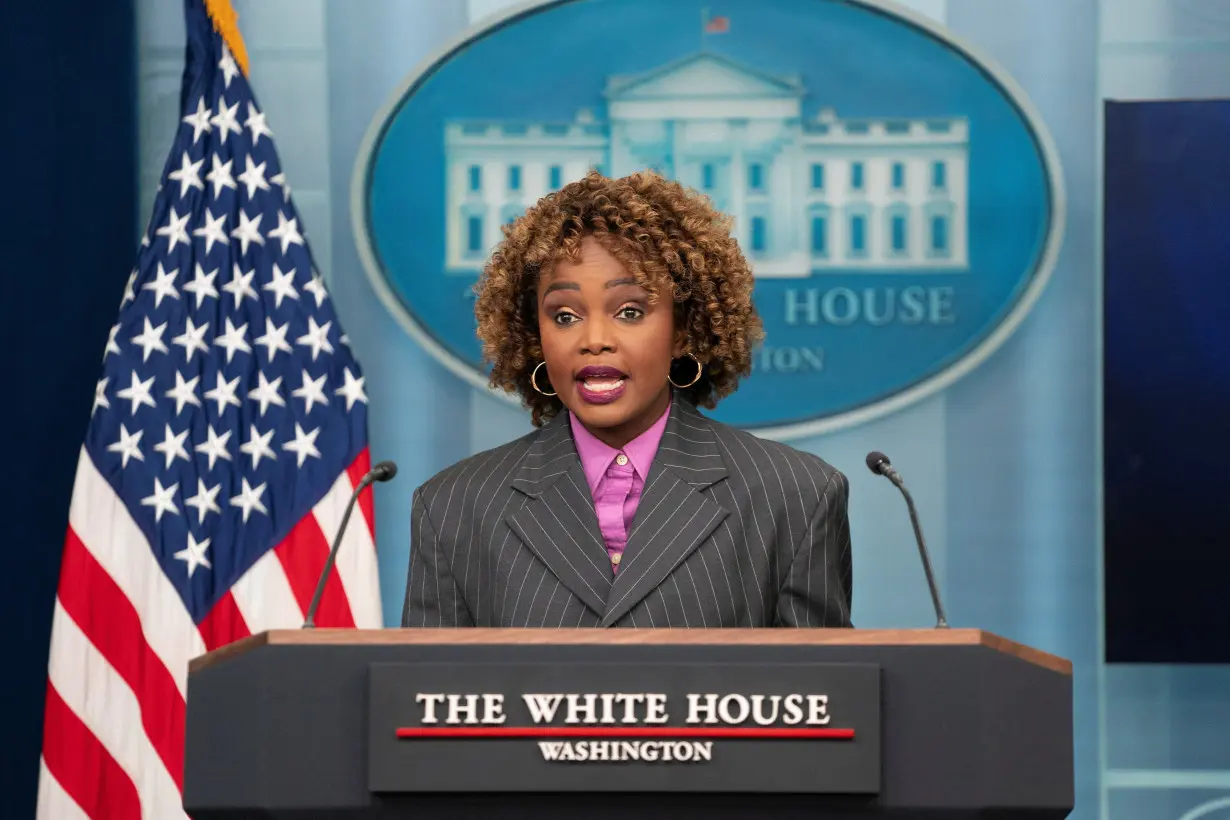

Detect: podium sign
368,660,881,793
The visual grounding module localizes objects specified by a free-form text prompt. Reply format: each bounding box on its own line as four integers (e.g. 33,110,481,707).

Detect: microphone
865,451,949,629
302,460,398,628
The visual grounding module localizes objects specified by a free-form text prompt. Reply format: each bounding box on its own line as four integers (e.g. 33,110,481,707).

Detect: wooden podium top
189,627,1071,676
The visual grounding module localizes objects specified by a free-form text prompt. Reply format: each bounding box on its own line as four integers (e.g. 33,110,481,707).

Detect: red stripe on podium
396,726,854,739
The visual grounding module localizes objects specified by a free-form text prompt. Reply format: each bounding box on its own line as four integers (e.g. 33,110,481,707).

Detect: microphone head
865,451,891,475
371,460,398,482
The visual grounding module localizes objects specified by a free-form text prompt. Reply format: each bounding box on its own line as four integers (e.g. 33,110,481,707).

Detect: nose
578,313,616,356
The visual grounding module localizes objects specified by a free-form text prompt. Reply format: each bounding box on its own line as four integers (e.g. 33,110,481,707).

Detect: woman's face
536,236,683,448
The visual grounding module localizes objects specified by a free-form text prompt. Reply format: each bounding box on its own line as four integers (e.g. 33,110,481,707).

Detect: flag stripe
37,758,92,820
46,600,187,819
229,548,306,631
197,590,252,652
313,465,382,628
39,690,141,820
274,514,356,627
67,446,206,697
345,448,376,542
57,528,186,792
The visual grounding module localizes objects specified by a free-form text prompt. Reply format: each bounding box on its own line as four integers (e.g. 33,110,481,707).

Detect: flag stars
292,369,328,414
165,371,202,415
104,323,122,358
172,316,210,363
240,424,277,469
168,151,204,198
141,477,180,523
230,478,268,523
92,377,110,415
120,270,138,307
237,156,270,199
303,270,328,308
130,317,169,362
335,367,368,411
245,102,273,146
153,423,191,469
218,43,240,88
117,370,157,415
283,423,322,467
194,424,233,470
210,97,242,144
254,316,292,362
185,478,222,525
174,533,212,578
223,264,258,307
206,154,236,198
182,97,212,144
231,210,265,256
214,317,251,363
263,263,299,308
203,372,241,415
182,263,219,307
156,207,191,253
296,316,333,361
248,371,286,416
141,263,180,308
267,211,304,255
192,210,229,256
107,423,144,468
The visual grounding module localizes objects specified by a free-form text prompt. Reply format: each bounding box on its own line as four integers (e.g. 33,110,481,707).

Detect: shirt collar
569,398,671,494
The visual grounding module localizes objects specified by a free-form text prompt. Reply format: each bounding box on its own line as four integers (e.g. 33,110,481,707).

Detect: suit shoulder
413,426,537,508
704,413,847,492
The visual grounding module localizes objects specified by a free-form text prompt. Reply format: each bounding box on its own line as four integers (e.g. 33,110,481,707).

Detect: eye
616,305,645,321
552,309,580,327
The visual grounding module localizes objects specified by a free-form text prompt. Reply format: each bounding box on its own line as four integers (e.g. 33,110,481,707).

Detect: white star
106,423,144,467
141,477,179,524
182,97,212,144
230,478,268,523
172,316,210,362
168,150,204,198
129,317,169,362
206,154,236,198
104,323,122,358
271,171,290,200
267,210,304,255
203,372,241,416
237,155,270,199
116,370,157,415
155,206,191,253
335,367,368,411
140,262,180,308
192,210,228,255
296,316,333,361
219,43,240,88
194,423,233,469
210,97,242,144
302,270,328,308
213,317,251,363
292,369,328,414
282,423,322,467
182,263,219,307
239,424,277,469
164,370,202,415
153,423,191,469
254,316,292,362
247,371,286,417
340,333,350,348
222,264,258,308
262,263,299,309
230,209,264,256
184,478,222,525
174,533,212,578
244,102,273,146
92,377,110,415
120,270,138,307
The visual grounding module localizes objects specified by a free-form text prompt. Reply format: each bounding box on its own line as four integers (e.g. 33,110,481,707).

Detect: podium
182,629,1073,819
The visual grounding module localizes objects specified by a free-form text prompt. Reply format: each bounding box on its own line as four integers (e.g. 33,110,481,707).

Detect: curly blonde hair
473,170,764,426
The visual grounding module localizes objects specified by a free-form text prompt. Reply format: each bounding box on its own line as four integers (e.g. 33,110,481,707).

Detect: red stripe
42,682,143,818
57,528,186,791
345,448,376,544
274,514,356,628
198,591,251,652
396,727,855,739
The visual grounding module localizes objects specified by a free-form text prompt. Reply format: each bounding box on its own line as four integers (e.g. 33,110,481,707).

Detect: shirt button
615,453,628,466
611,553,622,565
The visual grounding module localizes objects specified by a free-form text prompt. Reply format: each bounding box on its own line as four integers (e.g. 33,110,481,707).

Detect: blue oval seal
353,0,1064,439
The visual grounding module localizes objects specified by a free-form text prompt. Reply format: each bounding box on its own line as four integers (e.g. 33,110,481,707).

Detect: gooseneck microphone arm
303,460,398,629
865,451,948,629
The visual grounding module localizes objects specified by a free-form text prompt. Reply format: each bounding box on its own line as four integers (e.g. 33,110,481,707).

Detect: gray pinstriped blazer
400,396,853,628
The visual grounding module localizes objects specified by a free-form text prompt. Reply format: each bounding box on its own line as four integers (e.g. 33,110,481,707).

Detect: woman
401,171,853,628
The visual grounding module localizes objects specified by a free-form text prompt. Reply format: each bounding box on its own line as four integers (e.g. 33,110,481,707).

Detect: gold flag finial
203,0,250,77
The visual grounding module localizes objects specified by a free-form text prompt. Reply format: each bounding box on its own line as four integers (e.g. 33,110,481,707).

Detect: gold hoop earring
669,353,703,389
531,361,557,396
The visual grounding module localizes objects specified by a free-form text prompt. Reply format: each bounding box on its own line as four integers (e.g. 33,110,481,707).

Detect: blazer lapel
601,398,730,627
506,413,613,618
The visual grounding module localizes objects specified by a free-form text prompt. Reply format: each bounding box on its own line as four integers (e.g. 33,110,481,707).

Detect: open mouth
575,366,627,404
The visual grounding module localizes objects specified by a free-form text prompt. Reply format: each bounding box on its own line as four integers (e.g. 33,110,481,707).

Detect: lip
575,365,627,405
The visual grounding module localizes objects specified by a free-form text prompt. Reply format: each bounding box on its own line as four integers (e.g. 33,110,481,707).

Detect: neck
583,387,671,450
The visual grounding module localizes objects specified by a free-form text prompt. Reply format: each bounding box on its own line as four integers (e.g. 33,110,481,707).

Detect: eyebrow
542,277,641,296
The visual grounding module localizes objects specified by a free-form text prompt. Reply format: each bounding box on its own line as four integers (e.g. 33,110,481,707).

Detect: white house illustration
443,51,969,276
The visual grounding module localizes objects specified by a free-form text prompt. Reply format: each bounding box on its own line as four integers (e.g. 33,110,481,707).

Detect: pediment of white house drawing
604,52,804,101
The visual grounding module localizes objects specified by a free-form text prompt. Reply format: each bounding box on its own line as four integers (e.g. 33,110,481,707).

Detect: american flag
36,2,382,817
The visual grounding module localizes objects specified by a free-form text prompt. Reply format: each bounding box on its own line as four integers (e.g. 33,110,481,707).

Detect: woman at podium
401,171,853,629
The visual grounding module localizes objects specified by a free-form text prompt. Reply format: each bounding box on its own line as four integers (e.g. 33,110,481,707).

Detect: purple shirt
569,401,670,573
